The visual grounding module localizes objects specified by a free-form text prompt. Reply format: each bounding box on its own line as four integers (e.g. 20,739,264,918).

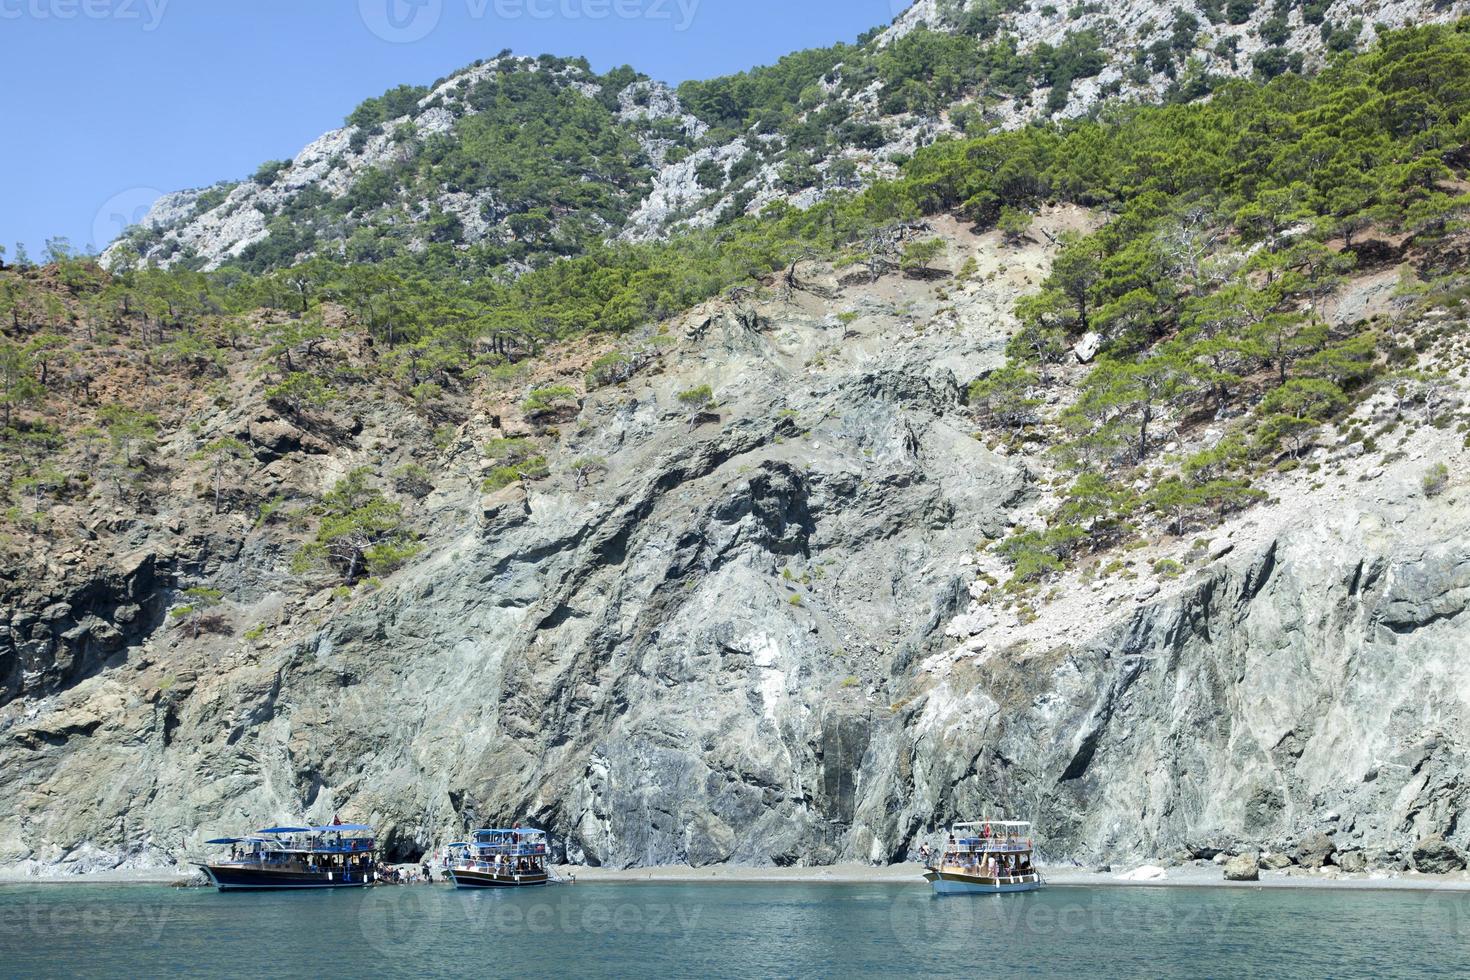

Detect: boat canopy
473,828,546,836
953,821,1031,829
204,838,245,845
308,824,373,833
256,827,313,835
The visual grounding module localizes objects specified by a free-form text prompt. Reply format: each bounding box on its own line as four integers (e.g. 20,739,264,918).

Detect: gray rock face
0,552,167,707
1,260,1033,871
900,470,1470,869
1412,835,1467,874
1223,852,1259,882
7,225,1470,876
1296,832,1337,870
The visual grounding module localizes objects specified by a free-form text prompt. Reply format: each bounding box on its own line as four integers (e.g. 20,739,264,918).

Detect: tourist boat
923,820,1042,895
198,825,378,891
445,827,553,888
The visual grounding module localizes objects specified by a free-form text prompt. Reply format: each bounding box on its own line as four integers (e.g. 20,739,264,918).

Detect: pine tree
191,438,251,515
0,340,41,430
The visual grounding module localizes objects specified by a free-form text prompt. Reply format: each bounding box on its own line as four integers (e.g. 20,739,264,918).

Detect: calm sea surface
3,881,1470,978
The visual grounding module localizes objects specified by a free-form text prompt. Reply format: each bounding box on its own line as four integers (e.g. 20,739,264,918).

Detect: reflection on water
3,881,1470,978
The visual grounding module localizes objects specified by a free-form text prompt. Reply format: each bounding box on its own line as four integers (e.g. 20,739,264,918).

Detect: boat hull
199,864,374,891
924,869,1041,895
446,868,549,889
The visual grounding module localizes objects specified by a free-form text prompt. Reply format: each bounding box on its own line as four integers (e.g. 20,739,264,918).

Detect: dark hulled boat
198,825,378,891
445,828,551,888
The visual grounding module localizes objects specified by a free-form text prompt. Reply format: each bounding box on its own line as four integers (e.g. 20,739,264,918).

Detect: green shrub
1424,462,1451,498
523,385,578,419
677,384,714,408
1152,558,1184,578
252,160,291,187
484,456,549,491
586,352,634,388
295,469,417,583
485,437,536,462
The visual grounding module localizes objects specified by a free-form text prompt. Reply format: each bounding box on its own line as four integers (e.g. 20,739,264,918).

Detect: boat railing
242,839,376,856
467,843,548,857
948,840,1032,854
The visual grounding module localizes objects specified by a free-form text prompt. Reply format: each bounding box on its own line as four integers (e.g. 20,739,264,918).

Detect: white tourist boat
923,820,1043,895
445,827,554,888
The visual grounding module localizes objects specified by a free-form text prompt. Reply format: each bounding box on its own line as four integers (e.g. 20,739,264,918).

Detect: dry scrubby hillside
3,18,1470,874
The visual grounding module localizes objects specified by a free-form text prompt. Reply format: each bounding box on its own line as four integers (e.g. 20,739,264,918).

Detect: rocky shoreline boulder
1224,853,1260,882
1296,832,1337,870
1412,835,1466,874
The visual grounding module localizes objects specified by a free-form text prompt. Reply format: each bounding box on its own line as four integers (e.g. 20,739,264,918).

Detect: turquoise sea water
3,881,1470,978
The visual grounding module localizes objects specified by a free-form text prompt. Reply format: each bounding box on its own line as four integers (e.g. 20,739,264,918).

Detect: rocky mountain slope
103,0,1469,271
7,15,1470,881
6,202,1470,873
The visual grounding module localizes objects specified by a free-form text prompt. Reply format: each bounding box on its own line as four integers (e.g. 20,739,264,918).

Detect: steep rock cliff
8,213,1470,874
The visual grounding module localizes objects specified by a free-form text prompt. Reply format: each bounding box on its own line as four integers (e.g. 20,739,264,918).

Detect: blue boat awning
256,826,312,835
204,838,244,845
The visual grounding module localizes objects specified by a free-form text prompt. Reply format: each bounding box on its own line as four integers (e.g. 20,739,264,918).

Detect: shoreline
8,862,1470,893
564,863,1470,893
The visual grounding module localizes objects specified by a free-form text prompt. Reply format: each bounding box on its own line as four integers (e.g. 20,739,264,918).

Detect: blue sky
1,0,907,258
